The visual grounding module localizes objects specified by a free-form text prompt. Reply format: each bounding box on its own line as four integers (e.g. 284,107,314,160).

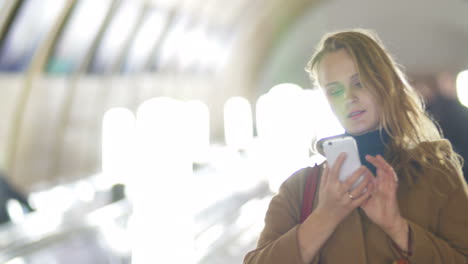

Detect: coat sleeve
243,170,319,264
397,178,468,263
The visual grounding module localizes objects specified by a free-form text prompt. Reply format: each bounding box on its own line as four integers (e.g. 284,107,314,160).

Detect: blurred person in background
0,170,34,224
424,72,468,183
244,29,468,264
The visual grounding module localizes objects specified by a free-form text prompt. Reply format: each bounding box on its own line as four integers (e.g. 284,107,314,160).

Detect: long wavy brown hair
305,29,463,186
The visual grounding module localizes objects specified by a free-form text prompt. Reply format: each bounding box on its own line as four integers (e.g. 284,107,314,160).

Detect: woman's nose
344,88,358,104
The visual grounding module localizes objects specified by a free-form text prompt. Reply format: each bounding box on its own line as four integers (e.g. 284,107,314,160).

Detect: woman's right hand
297,153,374,262
314,152,374,227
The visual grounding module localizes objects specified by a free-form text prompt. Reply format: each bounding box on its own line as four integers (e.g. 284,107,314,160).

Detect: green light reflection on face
326,83,345,97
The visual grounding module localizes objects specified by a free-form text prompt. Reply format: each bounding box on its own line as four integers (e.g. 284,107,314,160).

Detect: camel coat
244,141,468,264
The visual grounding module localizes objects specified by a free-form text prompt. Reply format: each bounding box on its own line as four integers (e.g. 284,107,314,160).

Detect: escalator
0,160,273,264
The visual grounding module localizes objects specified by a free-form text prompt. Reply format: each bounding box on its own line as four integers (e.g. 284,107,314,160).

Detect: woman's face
317,49,381,136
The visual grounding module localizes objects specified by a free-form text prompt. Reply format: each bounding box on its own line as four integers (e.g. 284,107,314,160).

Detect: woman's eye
328,88,343,96
354,81,362,88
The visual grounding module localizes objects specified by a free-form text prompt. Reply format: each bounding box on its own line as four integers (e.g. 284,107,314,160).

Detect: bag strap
300,165,320,223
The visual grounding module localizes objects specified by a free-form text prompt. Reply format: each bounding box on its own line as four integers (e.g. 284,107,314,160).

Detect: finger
348,170,373,198
366,179,376,195
359,180,376,207
373,175,384,193
330,152,347,181
351,187,373,207
370,155,397,184
376,155,398,182
365,155,390,181
320,163,329,188
375,155,392,172
365,155,380,168
357,189,373,208
370,154,393,175
342,166,367,190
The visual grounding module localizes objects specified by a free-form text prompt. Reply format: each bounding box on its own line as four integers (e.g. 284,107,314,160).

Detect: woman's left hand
361,155,408,242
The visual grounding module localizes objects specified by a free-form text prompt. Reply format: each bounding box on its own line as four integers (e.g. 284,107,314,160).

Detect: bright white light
185,100,210,163
236,196,272,246
235,198,269,230
127,9,167,71
202,35,230,71
54,0,112,64
74,181,95,203
4,257,25,264
28,186,74,214
135,97,192,178
96,0,140,67
132,97,194,264
255,83,343,192
158,16,188,68
6,199,25,223
194,224,223,260
102,107,136,184
74,0,111,41
224,97,254,150
307,88,344,139
151,0,180,9
101,222,131,254
255,84,311,192
178,25,207,70
18,201,63,239
457,70,468,107
256,83,312,155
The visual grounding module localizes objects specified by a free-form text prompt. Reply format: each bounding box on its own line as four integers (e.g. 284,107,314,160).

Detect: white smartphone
319,136,363,189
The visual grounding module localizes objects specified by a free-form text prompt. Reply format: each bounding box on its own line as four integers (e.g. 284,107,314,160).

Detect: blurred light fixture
307,88,344,139
158,15,189,69
224,96,254,150
0,0,66,71
255,84,307,192
102,107,136,185
6,199,25,223
100,221,131,255
47,0,112,73
28,186,74,214
151,0,181,9
92,0,140,72
178,24,207,70
125,9,167,72
456,70,468,107
74,180,96,203
132,97,194,264
185,100,210,163
4,257,25,264
255,83,343,192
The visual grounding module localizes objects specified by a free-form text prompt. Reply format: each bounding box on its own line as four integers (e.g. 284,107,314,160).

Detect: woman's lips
348,110,365,120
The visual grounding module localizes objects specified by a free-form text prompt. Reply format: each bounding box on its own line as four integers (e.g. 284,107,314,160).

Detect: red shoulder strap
300,165,319,223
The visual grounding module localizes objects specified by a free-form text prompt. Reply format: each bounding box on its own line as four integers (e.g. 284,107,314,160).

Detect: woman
244,29,468,263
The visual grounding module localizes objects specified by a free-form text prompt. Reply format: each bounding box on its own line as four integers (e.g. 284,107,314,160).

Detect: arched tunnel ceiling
0,0,467,191
257,0,468,94
0,0,316,190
